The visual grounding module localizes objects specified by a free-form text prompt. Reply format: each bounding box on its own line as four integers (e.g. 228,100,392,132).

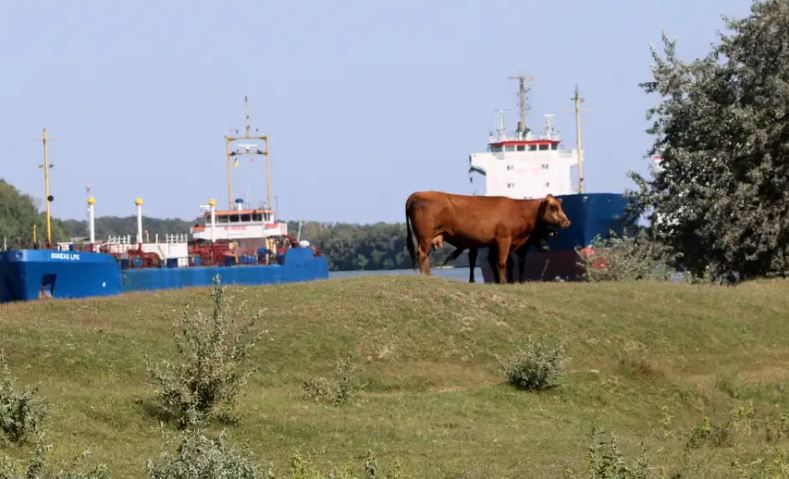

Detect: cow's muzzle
560,219,571,229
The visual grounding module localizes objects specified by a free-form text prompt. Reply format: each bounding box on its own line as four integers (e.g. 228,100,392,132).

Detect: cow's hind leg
495,238,512,284
468,248,478,283
417,237,433,275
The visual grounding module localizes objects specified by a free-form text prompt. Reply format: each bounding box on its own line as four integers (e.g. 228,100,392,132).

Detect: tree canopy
630,0,789,281
0,179,67,248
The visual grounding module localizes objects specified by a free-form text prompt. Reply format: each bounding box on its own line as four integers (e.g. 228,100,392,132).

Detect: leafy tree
0,179,67,249
630,0,789,281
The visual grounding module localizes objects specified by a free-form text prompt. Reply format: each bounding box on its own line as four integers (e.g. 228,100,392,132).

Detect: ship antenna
496,109,507,140
572,85,586,194
508,74,533,139
243,95,251,138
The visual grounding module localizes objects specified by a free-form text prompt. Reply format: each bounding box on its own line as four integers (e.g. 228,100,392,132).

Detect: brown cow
405,191,570,284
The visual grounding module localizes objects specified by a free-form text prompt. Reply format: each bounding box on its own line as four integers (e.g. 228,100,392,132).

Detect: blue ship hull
481,192,629,282
0,247,328,303
0,250,123,302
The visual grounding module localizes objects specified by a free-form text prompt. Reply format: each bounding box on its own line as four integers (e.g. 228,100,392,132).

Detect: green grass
1,277,789,477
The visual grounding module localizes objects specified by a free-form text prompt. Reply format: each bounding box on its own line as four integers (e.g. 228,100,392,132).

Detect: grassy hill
1,277,789,477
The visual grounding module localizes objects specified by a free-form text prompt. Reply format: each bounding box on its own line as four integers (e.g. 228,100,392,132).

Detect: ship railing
107,235,132,245
165,234,188,244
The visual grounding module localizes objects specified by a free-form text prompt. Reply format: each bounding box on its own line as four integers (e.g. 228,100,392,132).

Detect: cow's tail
405,200,417,269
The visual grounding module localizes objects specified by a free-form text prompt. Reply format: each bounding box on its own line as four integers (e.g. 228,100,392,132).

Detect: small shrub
302,355,364,406
685,416,732,449
146,278,263,427
0,444,110,479
0,351,46,444
565,429,649,479
500,337,564,391
147,431,260,479
288,451,399,479
578,231,673,282
764,413,789,443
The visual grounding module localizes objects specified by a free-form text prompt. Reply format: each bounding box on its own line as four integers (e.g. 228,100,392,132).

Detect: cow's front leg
468,248,478,283
495,238,512,284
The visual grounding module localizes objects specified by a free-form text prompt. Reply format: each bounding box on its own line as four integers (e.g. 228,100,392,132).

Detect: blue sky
0,0,752,223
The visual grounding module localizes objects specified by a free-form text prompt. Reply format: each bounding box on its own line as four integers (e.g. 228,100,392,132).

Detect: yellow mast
572,86,585,194
39,128,54,245
224,96,271,209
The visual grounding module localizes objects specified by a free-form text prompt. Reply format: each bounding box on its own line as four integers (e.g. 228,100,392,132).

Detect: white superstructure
191,207,287,242
468,77,584,199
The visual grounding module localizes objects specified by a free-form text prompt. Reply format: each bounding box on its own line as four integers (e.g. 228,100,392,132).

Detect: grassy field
1,277,789,477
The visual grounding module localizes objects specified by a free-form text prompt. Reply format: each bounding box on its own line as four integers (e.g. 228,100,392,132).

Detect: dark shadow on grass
134,397,177,423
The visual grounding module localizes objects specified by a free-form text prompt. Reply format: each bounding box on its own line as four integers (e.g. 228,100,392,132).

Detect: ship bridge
469,114,577,199
191,207,287,242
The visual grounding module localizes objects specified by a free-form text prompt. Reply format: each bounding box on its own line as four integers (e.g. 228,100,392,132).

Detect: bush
685,416,732,450
578,231,674,282
499,337,564,391
302,355,364,406
568,429,649,479
0,351,46,444
146,278,262,427
0,445,110,479
147,431,260,479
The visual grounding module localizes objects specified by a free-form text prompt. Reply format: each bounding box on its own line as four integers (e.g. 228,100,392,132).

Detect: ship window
504,145,515,152
229,214,240,223
252,213,263,221
551,143,558,150
264,213,271,222
539,144,549,151
541,163,549,169
529,145,537,151
490,145,502,152
241,214,251,222
506,165,514,171
517,145,525,151
545,182,550,187
507,182,515,188
217,215,228,224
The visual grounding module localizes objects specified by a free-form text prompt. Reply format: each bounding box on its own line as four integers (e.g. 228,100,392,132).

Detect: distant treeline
290,221,457,271
59,216,199,242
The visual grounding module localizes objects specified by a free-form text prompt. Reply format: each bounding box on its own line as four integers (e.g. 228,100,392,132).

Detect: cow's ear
546,194,554,199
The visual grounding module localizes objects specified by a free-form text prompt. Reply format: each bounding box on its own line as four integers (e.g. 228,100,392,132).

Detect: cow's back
407,191,525,245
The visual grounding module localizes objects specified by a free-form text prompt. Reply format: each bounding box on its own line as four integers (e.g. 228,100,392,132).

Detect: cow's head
540,194,571,229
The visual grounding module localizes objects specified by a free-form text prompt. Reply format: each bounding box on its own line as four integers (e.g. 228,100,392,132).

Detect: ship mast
224,96,271,210
508,74,533,139
38,128,54,246
572,85,585,194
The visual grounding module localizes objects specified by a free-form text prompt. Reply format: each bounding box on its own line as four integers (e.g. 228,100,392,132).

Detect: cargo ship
0,100,328,302
467,76,627,281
